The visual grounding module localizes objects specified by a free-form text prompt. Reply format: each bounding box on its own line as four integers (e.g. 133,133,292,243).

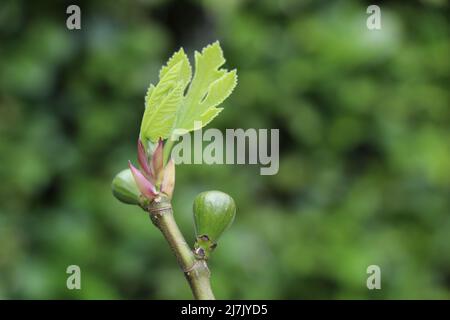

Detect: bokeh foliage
0,0,449,299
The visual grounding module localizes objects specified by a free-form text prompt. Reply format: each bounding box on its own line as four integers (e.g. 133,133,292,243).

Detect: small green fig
193,190,236,259
112,169,141,205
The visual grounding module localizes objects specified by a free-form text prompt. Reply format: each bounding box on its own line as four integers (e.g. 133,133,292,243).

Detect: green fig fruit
193,190,236,259
112,169,141,205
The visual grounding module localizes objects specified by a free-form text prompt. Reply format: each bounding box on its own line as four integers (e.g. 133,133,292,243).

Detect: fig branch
147,196,214,300
112,138,235,299
111,42,237,300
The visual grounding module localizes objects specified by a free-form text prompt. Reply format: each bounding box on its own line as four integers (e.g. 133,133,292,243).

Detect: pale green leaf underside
140,41,237,142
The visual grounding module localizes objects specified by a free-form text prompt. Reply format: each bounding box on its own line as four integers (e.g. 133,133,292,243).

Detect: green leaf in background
139,42,237,142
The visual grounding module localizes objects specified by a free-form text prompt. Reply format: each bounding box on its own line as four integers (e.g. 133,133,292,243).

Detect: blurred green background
0,0,449,299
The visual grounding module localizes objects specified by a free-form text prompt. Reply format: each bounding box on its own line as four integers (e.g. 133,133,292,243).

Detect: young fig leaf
139,42,237,143
140,48,191,142
175,42,237,133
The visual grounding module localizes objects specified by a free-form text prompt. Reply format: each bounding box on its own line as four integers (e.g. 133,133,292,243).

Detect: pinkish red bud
161,158,175,199
128,160,158,200
151,138,164,184
137,139,153,180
